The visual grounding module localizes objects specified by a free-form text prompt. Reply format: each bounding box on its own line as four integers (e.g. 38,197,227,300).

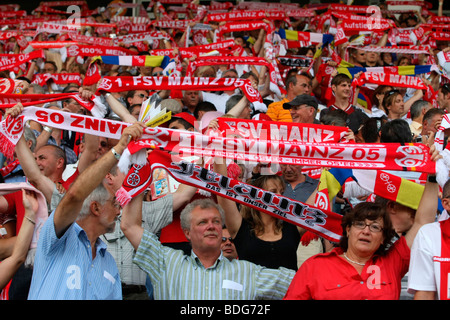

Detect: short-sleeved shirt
283,175,319,203
408,222,444,297
103,194,174,286
28,211,122,300
133,230,296,300
284,236,410,300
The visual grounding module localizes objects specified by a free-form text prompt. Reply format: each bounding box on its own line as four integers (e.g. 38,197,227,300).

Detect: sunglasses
135,93,149,100
385,89,400,96
222,237,233,243
152,71,164,76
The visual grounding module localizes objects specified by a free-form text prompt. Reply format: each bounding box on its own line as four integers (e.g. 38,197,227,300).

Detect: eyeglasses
352,220,383,233
135,93,149,100
222,237,233,243
152,71,164,76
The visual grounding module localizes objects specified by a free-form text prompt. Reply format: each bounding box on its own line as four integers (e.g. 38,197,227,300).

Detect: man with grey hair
27,122,145,300
409,100,432,138
121,195,296,300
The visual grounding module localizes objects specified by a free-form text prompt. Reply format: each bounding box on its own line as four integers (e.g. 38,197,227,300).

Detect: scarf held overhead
147,150,344,243
120,126,436,174
95,76,263,103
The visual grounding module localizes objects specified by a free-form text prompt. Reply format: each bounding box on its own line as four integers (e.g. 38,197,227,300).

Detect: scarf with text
352,72,429,91
0,50,45,73
95,76,262,104
32,73,83,87
0,105,120,159
216,117,348,143
146,149,344,243
118,125,436,175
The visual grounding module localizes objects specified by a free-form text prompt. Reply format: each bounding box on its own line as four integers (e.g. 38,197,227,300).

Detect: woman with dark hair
284,148,441,299
215,161,301,270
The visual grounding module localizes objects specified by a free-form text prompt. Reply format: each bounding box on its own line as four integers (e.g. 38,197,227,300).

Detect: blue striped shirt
134,230,296,300
28,211,122,300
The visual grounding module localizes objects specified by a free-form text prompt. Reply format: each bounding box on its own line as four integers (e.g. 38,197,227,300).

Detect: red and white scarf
216,118,348,143
61,44,137,59
121,149,344,243
0,50,45,73
0,106,126,160
32,73,83,87
118,125,436,175
352,72,429,91
95,76,262,104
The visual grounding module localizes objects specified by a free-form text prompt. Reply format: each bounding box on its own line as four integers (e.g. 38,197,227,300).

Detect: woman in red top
284,173,439,300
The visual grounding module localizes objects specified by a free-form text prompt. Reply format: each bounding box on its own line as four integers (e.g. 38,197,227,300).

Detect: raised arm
214,158,242,238
54,122,144,237
104,93,137,124
404,139,441,248
0,190,38,289
121,191,145,251
172,183,198,211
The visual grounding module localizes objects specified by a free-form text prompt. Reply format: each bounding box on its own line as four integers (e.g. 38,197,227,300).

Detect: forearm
34,127,53,152
415,179,439,226
172,183,198,211
226,96,249,117
414,290,436,300
105,93,137,123
10,209,35,264
15,136,54,203
55,122,144,236
121,192,145,251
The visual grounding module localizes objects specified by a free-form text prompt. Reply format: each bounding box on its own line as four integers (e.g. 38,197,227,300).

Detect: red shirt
284,236,410,300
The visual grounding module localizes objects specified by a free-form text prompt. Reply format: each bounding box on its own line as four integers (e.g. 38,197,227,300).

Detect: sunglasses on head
385,89,400,96
442,83,450,94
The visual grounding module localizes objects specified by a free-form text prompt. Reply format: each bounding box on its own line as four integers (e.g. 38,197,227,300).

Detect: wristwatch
111,147,121,160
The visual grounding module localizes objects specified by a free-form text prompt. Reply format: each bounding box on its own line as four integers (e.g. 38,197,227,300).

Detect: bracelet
104,92,111,98
25,216,35,225
43,126,53,133
427,175,437,183
111,147,121,160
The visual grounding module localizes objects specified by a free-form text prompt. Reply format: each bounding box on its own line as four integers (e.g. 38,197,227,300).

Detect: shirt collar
190,250,225,269
74,222,108,257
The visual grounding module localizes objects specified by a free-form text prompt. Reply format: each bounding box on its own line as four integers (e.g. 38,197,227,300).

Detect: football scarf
95,76,263,104
118,125,436,175
143,150,344,243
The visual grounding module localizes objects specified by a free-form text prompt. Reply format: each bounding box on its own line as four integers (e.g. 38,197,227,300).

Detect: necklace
343,252,366,266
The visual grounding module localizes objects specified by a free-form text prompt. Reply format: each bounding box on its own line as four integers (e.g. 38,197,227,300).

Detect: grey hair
23,127,37,152
180,198,225,231
77,183,110,220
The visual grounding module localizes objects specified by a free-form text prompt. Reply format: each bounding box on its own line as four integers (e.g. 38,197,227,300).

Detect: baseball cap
171,112,196,127
283,94,318,110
